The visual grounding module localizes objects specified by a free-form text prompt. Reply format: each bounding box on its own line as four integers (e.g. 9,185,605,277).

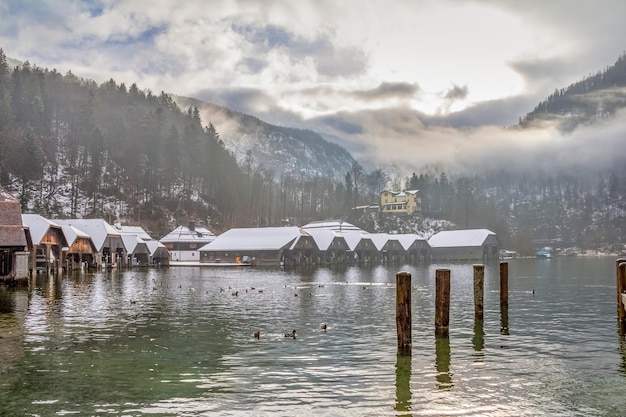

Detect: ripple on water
2,260,625,416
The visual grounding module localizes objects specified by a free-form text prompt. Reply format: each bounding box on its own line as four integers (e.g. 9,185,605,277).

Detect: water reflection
472,317,485,362
619,331,626,375
395,353,412,415
0,287,14,314
435,337,453,390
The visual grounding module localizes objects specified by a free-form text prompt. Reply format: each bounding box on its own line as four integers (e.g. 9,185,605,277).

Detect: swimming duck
284,330,296,338
320,323,327,331
253,331,260,339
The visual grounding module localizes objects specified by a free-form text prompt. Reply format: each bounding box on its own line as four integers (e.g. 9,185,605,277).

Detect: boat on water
499,249,517,260
536,249,551,259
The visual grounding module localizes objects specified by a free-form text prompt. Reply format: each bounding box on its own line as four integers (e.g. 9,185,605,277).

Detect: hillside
173,97,355,182
520,52,626,130
0,49,355,236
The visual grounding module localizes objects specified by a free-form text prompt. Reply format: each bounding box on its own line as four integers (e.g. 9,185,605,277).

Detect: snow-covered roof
160,225,216,244
113,224,152,240
200,227,302,251
368,233,390,251
389,233,425,250
381,189,418,196
22,214,64,245
121,234,149,254
428,229,496,248
0,190,26,247
53,219,120,251
60,224,96,251
301,220,363,232
288,230,314,250
395,234,427,250
305,229,347,251
341,231,372,251
145,240,169,257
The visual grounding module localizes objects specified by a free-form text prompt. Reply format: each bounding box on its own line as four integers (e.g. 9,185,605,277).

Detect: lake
1,257,625,416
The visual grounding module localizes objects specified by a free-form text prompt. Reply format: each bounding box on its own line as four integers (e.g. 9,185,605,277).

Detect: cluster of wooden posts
395,262,510,355
397,259,626,353
617,259,626,332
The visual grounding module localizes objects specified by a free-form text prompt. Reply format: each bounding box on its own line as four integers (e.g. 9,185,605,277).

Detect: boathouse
22,214,68,274
428,229,499,261
145,240,170,266
113,224,169,265
342,231,376,263
368,233,391,263
120,235,150,266
60,224,98,270
53,219,125,268
306,229,351,264
396,234,430,263
160,222,215,262
285,230,318,266
199,226,302,266
0,189,29,280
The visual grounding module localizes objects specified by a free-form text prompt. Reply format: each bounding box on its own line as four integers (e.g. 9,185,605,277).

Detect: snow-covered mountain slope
174,96,356,181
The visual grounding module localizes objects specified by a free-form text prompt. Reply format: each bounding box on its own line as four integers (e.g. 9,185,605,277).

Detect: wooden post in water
473,264,484,318
396,271,412,355
617,260,626,326
500,262,509,306
435,269,451,338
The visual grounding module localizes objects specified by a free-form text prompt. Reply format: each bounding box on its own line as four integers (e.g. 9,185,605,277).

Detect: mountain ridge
173,96,356,182
519,52,626,131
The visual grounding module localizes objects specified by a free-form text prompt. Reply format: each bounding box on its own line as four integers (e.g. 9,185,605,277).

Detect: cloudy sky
1,0,626,174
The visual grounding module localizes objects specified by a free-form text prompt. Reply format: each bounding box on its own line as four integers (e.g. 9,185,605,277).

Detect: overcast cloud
1,0,625,175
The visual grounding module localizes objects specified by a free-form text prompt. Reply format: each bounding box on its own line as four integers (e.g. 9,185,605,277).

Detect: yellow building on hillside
380,189,421,216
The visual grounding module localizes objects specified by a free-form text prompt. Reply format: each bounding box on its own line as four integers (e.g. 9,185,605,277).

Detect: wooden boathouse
0,189,29,280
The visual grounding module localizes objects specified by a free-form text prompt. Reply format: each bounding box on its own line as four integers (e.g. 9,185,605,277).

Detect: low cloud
310,105,626,177
350,81,420,101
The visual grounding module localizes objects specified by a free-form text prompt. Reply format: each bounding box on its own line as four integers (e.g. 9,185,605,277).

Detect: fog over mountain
173,96,356,182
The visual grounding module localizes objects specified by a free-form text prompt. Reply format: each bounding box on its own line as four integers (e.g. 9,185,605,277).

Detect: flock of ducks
132,281,330,342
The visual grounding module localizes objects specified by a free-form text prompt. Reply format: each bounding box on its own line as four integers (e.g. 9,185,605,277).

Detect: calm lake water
1,257,625,416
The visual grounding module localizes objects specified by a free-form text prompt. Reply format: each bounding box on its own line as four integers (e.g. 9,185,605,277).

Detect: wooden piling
435,269,451,338
396,271,412,355
617,260,626,326
500,303,510,335
473,264,484,318
500,262,509,306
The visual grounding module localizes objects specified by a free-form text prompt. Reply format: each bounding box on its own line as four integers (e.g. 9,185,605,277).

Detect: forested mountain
0,49,366,236
520,52,626,130
174,96,355,182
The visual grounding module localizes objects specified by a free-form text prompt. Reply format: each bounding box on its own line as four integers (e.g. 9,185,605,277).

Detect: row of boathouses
194,221,500,267
1,190,499,279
